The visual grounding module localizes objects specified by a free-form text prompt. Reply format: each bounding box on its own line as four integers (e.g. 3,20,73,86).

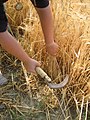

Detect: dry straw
0,0,90,119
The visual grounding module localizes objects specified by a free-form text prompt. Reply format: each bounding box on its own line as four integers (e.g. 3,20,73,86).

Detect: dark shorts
30,0,49,8
0,0,49,32
0,4,8,32
0,0,8,4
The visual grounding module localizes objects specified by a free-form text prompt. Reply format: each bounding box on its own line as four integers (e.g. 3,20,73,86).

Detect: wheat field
0,0,90,120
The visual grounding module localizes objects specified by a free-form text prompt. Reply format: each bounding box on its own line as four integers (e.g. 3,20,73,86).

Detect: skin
0,5,58,73
36,5,58,56
0,31,40,73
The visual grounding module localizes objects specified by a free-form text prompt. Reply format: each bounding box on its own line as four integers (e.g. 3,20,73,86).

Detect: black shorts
30,0,49,8
0,0,8,4
0,4,8,32
0,0,49,32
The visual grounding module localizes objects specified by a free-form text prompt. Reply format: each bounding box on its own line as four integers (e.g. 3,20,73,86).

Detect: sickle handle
36,67,51,82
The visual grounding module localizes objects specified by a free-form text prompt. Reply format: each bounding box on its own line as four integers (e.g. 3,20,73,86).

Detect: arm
36,5,54,45
31,0,59,56
0,4,40,73
0,31,40,73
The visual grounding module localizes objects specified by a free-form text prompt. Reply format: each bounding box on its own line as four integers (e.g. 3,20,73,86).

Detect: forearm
0,31,30,63
36,5,54,45
28,0,58,56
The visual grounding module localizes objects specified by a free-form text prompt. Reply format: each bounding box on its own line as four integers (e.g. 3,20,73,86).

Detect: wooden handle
36,67,51,82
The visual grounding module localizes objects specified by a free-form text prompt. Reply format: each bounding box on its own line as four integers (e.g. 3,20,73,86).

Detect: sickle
36,67,69,89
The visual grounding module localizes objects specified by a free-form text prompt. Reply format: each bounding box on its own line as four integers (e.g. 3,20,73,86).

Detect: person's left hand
46,42,59,56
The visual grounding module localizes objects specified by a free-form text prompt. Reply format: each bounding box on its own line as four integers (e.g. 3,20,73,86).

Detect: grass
0,0,90,120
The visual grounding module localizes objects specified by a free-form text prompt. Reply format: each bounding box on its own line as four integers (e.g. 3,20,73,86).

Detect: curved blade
47,75,69,89
36,67,69,89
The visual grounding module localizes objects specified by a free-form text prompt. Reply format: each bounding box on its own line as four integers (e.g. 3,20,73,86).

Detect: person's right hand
23,58,41,74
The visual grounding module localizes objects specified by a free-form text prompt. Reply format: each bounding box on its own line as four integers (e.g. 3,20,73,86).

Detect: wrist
46,42,55,47
23,58,32,65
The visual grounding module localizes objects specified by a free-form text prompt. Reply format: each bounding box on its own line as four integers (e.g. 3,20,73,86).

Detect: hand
46,42,59,56
23,58,41,74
